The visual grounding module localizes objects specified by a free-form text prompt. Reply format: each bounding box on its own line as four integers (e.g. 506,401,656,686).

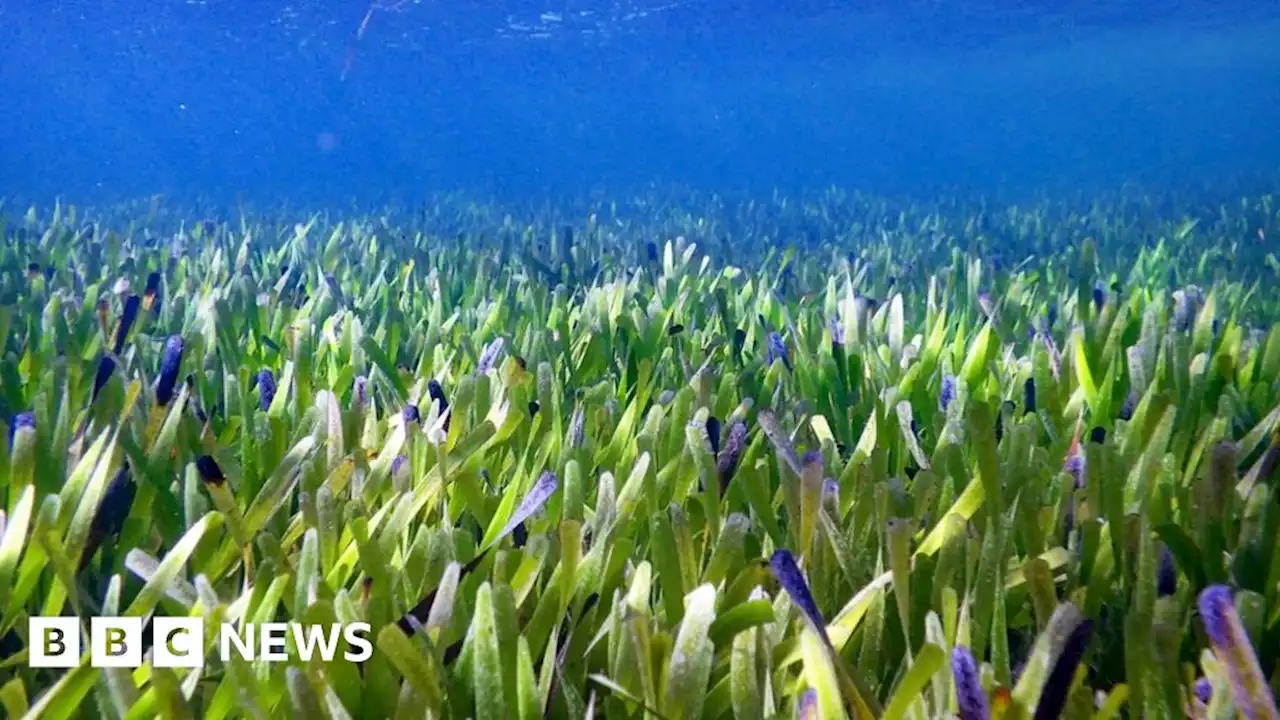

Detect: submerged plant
0,188,1277,718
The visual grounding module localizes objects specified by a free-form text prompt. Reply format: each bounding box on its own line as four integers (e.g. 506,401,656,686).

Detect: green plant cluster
0,189,1279,719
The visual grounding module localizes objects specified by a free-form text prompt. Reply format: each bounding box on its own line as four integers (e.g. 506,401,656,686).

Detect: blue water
2,1,1279,205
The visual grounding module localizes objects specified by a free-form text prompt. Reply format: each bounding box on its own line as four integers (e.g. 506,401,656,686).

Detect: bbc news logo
29,617,373,668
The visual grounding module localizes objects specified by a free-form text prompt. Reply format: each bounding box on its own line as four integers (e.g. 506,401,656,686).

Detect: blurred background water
2,0,1278,206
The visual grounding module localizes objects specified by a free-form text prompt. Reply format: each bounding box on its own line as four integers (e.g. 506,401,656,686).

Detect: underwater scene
3,1,1280,718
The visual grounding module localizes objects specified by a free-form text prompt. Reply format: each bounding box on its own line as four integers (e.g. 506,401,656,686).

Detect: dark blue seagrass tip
940,374,957,411
476,338,505,375
156,335,185,406
8,412,35,451
801,449,824,469
1157,545,1177,597
195,455,226,485
12,411,35,432
768,550,826,640
766,331,791,371
1198,585,1235,650
1065,454,1086,489
951,646,990,720
256,369,277,411
113,294,141,354
92,356,118,401
403,404,421,424
391,455,409,477
1194,677,1212,704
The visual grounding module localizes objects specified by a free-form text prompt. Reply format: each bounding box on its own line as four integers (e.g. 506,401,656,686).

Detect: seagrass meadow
2,188,1280,720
